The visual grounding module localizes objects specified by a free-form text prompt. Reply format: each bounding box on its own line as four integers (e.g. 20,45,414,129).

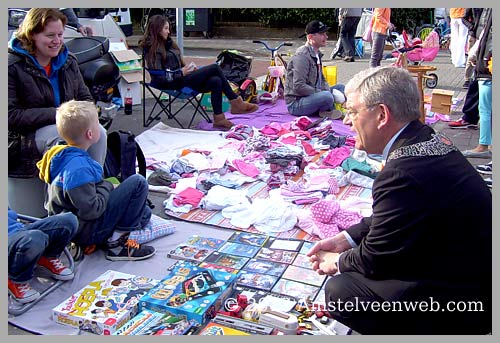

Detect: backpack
103,130,146,182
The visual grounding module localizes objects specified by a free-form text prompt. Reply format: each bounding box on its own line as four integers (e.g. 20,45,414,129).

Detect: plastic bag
362,16,374,42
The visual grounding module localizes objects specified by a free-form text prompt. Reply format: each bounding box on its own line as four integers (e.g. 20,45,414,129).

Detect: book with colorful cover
217,241,260,258
242,258,287,277
271,278,320,301
203,251,250,270
167,244,214,263
235,271,279,292
299,241,315,255
113,309,165,335
227,232,269,247
263,237,303,252
140,261,238,326
52,270,159,335
254,247,298,265
281,265,327,287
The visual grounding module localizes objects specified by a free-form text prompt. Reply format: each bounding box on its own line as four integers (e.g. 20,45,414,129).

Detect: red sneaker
37,256,74,281
8,279,40,304
448,119,478,129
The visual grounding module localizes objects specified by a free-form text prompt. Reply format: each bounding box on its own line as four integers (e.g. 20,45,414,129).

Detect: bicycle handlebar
253,40,293,52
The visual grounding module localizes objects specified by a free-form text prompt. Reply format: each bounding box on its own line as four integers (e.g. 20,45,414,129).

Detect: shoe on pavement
461,150,492,159
448,118,478,129
484,177,492,189
106,238,156,261
319,109,344,120
343,56,355,62
476,161,493,175
8,279,41,304
37,256,74,281
106,232,131,249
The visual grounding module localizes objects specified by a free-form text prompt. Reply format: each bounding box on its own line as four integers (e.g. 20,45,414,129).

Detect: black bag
103,130,146,182
216,50,252,85
65,36,110,64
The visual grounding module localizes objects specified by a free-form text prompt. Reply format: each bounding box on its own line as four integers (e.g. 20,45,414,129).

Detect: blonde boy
37,100,155,261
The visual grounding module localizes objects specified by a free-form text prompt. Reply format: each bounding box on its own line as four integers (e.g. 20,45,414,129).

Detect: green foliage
214,8,339,28
391,8,434,32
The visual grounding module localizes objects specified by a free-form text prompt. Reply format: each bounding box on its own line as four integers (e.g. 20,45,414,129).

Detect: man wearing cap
284,20,342,120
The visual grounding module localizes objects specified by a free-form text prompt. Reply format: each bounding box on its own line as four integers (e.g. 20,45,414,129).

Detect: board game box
52,270,159,335
139,261,238,326
197,321,251,335
271,278,320,301
263,237,303,252
242,258,287,277
198,262,239,275
281,265,327,287
254,247,298,265
167,244,214,263
227,232,269,247
184,235,226,250
203,251,250,270
235,271,279,292
217,241,260,258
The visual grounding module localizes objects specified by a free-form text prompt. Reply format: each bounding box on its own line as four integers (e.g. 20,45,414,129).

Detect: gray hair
345,67,421,122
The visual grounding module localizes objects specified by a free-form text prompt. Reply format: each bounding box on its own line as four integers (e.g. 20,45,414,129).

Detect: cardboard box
110,45,144,106
200,93,230,113
139,261,238,326
52,270,159,335
431,89,454,114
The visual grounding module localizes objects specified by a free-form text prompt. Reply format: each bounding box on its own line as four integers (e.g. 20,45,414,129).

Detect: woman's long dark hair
140,14,184,69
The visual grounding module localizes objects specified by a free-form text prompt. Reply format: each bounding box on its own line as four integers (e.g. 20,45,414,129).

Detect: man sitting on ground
284,20,342,119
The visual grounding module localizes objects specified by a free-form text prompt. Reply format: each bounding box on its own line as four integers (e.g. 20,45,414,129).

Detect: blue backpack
103,130,146,181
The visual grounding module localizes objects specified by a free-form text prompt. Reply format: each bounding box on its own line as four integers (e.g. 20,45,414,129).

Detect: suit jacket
340,120,491,294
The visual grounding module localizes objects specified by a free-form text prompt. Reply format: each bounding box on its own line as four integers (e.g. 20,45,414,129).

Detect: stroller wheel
425,73,438,89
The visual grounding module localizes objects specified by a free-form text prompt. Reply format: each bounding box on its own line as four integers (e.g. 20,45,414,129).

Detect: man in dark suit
307,66,491,334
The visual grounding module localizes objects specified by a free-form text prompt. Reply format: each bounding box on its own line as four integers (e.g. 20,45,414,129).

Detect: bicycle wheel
417,25,434,42
425,73,438,89
274,54,287,69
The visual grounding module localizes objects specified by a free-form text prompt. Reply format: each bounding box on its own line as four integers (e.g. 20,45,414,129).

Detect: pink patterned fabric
310,199,364,238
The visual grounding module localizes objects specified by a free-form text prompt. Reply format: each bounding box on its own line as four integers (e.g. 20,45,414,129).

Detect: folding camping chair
8,214,76,317
141,60,212,128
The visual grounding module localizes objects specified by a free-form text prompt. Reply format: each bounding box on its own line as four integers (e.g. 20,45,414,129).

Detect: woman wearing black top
141,15,258,130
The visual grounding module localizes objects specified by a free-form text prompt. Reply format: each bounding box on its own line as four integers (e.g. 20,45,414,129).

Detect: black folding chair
141,60,212,128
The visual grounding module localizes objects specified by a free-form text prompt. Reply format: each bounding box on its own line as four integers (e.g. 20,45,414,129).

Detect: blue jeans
370,32,387,68
91,174,152,245
287,90,334,117
8,212,78,282
478,79,492,146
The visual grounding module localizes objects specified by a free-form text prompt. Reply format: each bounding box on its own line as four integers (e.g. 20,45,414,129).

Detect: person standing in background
449,8,468,68
59,8,94,36
462,8,483,88
369,8,393,68
338,8,362,62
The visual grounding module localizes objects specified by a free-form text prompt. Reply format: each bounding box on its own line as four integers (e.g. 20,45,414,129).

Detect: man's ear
377,104,390,130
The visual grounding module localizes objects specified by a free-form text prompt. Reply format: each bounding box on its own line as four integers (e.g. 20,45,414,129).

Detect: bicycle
252,40,293,103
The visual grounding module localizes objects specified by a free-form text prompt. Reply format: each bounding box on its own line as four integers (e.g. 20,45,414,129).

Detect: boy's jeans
91,174,152,244
8,212,78,282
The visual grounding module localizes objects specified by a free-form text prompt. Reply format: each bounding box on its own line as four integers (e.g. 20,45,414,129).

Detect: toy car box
52,270,159,335
139,261,238,326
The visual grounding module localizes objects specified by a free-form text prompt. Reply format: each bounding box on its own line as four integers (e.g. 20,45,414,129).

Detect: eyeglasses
344,103,381,119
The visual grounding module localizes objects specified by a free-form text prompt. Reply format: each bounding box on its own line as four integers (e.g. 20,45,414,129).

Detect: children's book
282,265,327,287
167,244,214,263
263,237,303,252
291,254,313,269
271,278,320,301
227,232,269,247
254,247,298,265
235,271,279,292
52,270,159,335
242,258,287,277
198,262,239,274
217,241,260,258
203,251,250,270
184,235,226,250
